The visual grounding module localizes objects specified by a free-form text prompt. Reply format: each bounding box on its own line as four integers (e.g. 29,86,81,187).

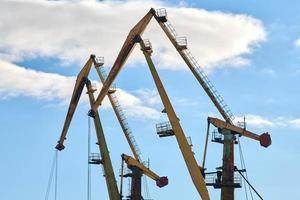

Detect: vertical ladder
93,57,142,162
154,8,235,124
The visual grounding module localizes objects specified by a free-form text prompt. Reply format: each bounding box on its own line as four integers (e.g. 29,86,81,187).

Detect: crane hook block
55,143,65,151
156,176,168,188
88,109,96,118
259,133,272,148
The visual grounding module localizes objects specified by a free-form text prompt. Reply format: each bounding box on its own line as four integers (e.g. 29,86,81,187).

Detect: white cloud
234,115,274,128
260,68,277,77
0,59,75,101
295,38,300,47
0,59,161,120
0,0,266,71
235,115,300,129
114,89,162,120
133,89,161,106
289,119,300,128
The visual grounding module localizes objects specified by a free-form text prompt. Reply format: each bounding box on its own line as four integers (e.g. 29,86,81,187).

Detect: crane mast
86,80,120,200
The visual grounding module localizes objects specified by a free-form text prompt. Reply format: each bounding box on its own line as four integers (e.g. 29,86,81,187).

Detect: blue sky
0,0,300,199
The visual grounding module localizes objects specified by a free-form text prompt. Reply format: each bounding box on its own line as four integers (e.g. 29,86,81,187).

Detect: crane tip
259,132,272,148
156,176,168,188
88,109,96,118
55,143,65,151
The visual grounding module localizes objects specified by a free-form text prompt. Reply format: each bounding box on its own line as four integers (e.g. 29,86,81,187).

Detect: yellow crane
91,56,168,199
87,7,271,200
207,117,271,148
86,8,211,199
55,55,120,200
121,154,168,188
121,154,168,200
55,54,168,200
139,38,210,200
153,9,272,200
92,56,141,162
55,55,168,200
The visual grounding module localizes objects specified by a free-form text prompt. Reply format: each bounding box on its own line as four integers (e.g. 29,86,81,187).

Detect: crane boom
74,8,270,200
90,9,156,114
140,39,210,200
56,55,94,150
208,117,272,147
153,9,234,124
54,56,120,200
90,8,234,125
121,154,168,188
92,57,141,161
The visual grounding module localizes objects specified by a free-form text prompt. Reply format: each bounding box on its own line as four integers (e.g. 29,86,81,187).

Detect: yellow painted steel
91,9,156,112
208,117,260,141
155,20,233,124
86,81,120,200
122,154,161,181
55,57,120,200
56,56,94,150
92,58,140,162
202,121,210,169
142,49,210,200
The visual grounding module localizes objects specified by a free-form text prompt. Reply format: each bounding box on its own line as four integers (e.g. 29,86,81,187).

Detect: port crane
87,8,210,200
120,154,168,200
92,56,168,199
139,37,210,200
55,55,120,200
55,54,167,200
87,7,271,200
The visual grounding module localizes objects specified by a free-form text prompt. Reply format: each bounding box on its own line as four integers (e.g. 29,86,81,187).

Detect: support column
129,166,143,200
221,129,235,200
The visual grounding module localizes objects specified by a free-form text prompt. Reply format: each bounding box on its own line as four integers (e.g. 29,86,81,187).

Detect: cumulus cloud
0,59,161,120
0,60,75,101
0,0,266,71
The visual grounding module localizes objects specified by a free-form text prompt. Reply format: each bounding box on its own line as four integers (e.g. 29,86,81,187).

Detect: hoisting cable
120,157,125,199
235,166,263,200
55,150,58,200
142,175,150,199
237,137,254,200
237,137,249,200
87,115,91,200
45,149,58,200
